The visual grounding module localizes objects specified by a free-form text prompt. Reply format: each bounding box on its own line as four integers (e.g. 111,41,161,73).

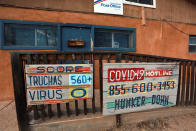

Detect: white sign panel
94,0,123,15
103,63,179,116
25,64,93,105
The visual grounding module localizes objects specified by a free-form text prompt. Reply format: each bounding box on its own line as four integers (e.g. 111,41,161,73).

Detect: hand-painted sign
103,63,179,116
94,0,123,15
25,64,93,105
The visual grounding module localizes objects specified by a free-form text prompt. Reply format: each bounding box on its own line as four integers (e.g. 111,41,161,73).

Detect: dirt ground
110,113,196,131
1,100,196,131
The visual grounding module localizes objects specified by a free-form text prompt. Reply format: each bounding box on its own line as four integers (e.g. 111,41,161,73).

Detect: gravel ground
108,113,196,131
1,100,196,131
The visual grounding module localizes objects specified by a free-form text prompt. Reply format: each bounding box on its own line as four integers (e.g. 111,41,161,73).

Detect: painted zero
71,88,87,98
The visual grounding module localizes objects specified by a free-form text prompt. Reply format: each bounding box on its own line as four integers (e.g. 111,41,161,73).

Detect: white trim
123,0,156,8
112,33,114,48
35,28,37,46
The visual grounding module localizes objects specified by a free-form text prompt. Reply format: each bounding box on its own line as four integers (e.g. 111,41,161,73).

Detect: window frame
123,0,156,8
93,25,136,51
189,35,196,53
0,19,61,50
0,20,136,52
61,23,92,52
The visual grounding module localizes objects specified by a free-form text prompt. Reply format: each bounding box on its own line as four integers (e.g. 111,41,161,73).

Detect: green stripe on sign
106,97,175,109
106,102,115,109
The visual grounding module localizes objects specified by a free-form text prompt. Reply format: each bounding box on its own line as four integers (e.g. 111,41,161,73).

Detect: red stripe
28,85,91,90
94,0,107,5
29,98,91,105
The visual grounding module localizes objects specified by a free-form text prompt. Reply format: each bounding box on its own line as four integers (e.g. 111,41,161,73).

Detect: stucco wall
0,0,196,24
0,50,13,100
0,6,195,100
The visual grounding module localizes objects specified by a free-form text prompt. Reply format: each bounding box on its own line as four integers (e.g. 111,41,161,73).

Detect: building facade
0,0,196,100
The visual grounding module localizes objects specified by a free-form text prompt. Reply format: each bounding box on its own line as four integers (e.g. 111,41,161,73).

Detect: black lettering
160,95,165,105
165,96,169,105
40,90,46,100
136,97,141,107
156,95,160,104
37,67,45,73
152,95,156,104
131,98,136,107
75,66,83,72
57,76,62,85
38,76,44,86
141,96,145,106
48,76,53,85
48,90,55,99
37,90,39,100
29,76,33,86
66,66,73,72
33,76,39,86
53,76,57,85
115,99,120,110
121,99,125,109
47,67,54,73
56,90,63,99
126,98,131,108
44,76,48,85
29,91,35,100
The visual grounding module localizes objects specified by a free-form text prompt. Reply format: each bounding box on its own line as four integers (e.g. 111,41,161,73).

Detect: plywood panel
103,63,179,116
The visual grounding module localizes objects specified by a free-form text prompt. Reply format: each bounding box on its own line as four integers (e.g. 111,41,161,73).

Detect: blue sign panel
69,74,92,85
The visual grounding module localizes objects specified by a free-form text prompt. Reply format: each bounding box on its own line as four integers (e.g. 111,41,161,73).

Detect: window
189,35,196,53
94,27,136,51
124,0,156,8
0,20,136,51
0,20,59,50
4,23,57,48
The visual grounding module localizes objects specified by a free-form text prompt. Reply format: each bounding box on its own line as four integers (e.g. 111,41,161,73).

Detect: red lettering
108,68,145,82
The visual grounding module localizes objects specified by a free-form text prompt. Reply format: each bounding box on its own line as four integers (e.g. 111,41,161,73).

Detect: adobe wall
0,0,196,24
0,6,195,100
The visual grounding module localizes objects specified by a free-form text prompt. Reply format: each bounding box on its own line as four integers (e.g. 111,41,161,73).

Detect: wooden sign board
103,63,179,116
25,64,93,105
